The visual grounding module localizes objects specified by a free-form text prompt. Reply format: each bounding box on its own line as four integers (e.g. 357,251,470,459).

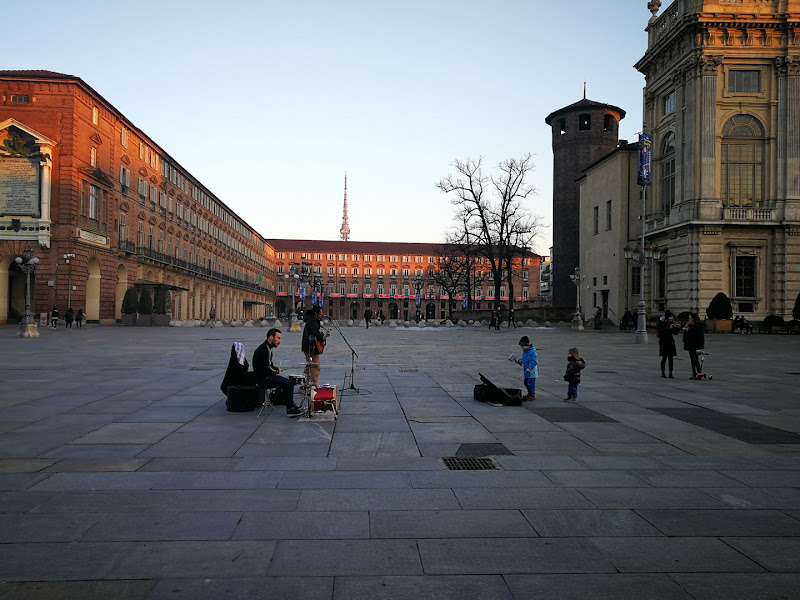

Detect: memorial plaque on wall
0,157,40,217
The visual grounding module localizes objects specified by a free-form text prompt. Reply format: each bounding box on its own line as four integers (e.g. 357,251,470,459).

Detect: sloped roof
545,97,626,124
0,70,77,78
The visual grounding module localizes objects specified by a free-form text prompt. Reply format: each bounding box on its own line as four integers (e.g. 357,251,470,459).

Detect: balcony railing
724,207,774,221
134,245,264,291
117,240,136,254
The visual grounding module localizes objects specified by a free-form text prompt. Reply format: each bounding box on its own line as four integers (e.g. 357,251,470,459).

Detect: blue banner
415,294,421,307
637,133,652,186
463,296,468,308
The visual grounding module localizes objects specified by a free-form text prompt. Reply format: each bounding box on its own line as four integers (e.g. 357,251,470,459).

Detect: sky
5,0,673,256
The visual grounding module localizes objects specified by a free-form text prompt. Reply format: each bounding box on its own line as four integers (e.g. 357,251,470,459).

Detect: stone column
699,56,721,214
38,142,55,249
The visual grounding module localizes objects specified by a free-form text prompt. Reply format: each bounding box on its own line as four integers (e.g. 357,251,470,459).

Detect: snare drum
288,374,306,386
311,385,338,413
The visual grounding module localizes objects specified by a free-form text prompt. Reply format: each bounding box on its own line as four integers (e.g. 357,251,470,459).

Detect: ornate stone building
634,0,800,319
0,71,274,324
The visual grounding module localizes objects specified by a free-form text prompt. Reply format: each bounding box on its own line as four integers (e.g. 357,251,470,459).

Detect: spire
583,81,586,100
339,173,351,241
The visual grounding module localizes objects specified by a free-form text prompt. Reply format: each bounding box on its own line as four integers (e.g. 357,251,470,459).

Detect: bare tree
437,154,539,311
428,243,468,320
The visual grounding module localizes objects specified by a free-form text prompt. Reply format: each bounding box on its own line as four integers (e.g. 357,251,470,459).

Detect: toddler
563,347,586,403
515,336,538,401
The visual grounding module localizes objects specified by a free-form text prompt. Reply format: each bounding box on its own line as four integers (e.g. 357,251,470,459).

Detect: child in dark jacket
563,347,586,403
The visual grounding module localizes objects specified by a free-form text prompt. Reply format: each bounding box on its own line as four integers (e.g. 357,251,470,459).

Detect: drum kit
287,370,338,419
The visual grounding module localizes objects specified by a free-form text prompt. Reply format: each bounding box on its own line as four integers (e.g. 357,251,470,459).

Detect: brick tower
545,96,625,308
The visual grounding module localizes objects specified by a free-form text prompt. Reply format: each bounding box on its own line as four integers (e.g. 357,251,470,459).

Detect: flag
257,271,263,285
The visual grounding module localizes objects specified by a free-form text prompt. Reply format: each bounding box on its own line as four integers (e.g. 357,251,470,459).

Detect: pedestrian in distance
364,307,372,329
621,307,633,331
563,347,586,403
50,307,59,329
509,308,517,328
514,335,538,401
682,313,706,379
657,309,681,378
65,307,74,330
75,308,84,328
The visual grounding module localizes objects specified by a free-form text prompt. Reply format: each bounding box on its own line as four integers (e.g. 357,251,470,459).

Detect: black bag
225,385,260,412
474,374,523,406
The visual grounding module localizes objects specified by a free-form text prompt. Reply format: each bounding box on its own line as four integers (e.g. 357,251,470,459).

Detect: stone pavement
0,321,798,599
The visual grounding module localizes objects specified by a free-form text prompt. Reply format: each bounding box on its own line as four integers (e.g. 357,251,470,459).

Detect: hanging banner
637,133,652,186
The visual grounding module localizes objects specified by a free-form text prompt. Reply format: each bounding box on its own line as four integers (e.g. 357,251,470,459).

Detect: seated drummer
253,328,303,417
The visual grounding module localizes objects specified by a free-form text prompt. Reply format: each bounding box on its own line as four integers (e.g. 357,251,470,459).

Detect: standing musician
302,305,330,389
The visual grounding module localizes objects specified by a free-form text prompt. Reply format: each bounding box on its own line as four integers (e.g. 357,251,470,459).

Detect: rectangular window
90,147,97,167
10,95,30,103
593,206,599,234
339,267,346,275
352,267,358,276
352,283,358,294
729,70,761,93
92,106,99,125
656,260,666,298
328,266,334,275
735,255,757,297
339,253,346,261
121,127,128,147
663,91,675,115
88,184,98,219
631,266,641,295
606,199,612,230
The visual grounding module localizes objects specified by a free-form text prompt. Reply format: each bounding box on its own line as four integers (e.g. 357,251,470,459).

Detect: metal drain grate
596,370,618,374
442,457,497,471
398,368,419,373
189,367,214,371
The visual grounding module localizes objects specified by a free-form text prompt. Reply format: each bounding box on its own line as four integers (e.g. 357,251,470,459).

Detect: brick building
545,97,626,308
0,70,274,324
266,239,541,322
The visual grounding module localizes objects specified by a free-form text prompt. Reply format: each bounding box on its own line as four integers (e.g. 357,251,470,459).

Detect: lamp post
414,276,423,321
624,243,663,344
63,253,76,309
283,262,300,331
569,266,584,331
15,247,40,338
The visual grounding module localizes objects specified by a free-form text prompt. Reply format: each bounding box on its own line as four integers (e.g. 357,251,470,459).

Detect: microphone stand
328,318,366,394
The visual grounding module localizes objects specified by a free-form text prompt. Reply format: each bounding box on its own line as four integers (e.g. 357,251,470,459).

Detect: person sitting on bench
220,342,256,396
253,328,302,417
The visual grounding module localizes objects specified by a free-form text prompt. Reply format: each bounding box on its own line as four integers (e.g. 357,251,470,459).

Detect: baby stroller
695,350,712,380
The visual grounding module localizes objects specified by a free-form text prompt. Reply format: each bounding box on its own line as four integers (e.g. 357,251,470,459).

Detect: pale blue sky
6,0,672,255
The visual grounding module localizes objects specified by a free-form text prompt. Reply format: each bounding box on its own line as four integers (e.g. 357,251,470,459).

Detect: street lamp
63,253,76,308
414,276,423,320
283,264,300,329
624,243,663,344
569,266,584,331
15,247,40,338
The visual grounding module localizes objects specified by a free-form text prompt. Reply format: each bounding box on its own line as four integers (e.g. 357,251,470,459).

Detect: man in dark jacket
301,306,329,388
253,328,301,416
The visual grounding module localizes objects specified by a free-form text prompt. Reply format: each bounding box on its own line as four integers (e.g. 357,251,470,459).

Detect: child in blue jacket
515,336,538,401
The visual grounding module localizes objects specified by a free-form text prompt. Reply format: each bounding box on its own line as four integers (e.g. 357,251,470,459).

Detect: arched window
721,115,765,207
660,132,676,214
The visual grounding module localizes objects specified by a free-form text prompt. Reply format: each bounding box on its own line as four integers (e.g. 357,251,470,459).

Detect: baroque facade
0,71,274,324
633,0,800,319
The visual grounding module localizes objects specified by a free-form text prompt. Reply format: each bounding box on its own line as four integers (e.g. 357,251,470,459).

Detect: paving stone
0,513,103,542
0,580,156,600
146,577,332,600
522,509,662,537
418,538,615,574
233,511,369,540
370,509,535,538
0,542,135,581
268,539,422,576
106,540,275,579
544,470,650,487
576,456,666,470
335,457,443,471
81,511,242,541
40,444,151,459
721,537,800,572
296,489,459,511
454,487,595,510
590,537,765,573
72,423,182,445
137,457,242,471
328,432,420,457
31,490,181,513
721,470,800,487
634,470,747,487
578,487,727,509
165,489,300,512
493,456,586,470
636,509,800,537
669,573,800,600
701,487,800,509
409,470,554,489
0,473,51,491
234,442,330,457
504,574,695,600
332,575,513,600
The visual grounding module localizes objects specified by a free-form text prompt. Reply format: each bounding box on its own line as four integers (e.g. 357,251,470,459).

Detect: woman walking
657,309,680,378
683,313,705,379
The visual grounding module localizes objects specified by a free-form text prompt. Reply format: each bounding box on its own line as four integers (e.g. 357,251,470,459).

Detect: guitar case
474,373,523,406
